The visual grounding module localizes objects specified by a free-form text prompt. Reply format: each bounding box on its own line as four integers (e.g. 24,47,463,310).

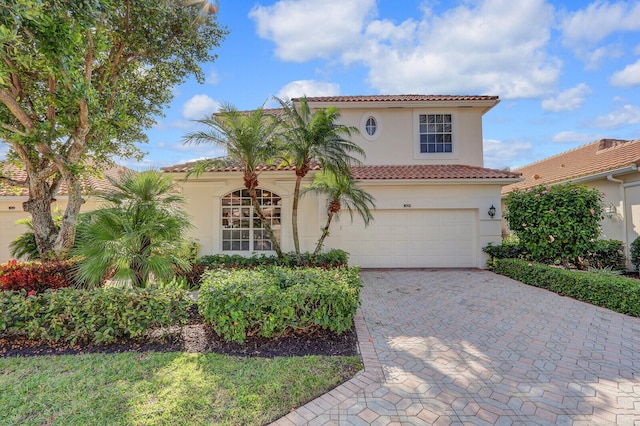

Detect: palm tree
274,96,365,259
73,170,192,288
182,103,283,257
302,170,376,256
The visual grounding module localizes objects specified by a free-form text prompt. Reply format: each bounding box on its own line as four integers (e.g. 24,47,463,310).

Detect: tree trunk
52,172,84,259
314,212,335,256
23,178,58,260
292,174,302,262
248,185,283,258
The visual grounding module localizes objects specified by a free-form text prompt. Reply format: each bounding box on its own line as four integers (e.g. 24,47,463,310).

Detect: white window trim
413,110,459,159
360,112,382,141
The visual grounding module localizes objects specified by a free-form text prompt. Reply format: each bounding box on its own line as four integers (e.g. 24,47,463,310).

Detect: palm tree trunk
313,211,335,256
249,187,283,258
292,175,302,262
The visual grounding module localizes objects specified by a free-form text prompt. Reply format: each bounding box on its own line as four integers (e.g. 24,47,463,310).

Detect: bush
198,266,361,343
196,249,349,269
631,237,640,271
492,258,640,317
584,240,626,271
482,242,526,260
0,259,78,293
0,287,190,345
505,183,603,266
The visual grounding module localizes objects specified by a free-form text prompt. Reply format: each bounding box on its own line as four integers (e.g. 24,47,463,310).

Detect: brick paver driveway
274,269,640,425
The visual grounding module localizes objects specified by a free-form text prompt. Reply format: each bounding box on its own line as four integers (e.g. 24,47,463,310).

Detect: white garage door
326,209,476,268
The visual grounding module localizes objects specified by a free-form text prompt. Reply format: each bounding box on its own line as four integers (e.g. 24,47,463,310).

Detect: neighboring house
501,138,640,261
163,94,522,268
0,164,130,262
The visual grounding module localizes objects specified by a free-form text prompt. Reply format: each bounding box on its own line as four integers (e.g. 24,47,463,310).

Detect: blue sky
24,0,640,171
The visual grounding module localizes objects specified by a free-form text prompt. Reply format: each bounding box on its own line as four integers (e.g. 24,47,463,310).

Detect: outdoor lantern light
488,205,496,218
604,205,617,218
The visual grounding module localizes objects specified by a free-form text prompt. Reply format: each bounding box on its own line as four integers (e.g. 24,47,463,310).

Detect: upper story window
360,112,381,141
221,189,281,251
365,116,377,136
419,114,452,153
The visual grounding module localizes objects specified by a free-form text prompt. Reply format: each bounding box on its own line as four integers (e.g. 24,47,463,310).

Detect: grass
0,352,362,425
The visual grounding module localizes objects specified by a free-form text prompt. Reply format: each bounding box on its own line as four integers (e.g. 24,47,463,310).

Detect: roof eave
356,177,523,186
502,164,639,196
305,99,500,111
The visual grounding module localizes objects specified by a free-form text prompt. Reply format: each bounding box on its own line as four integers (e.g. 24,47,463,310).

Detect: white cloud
249,0,376,62
561,1,640,48
552,131,600,144
275,80,341,100
181,94,220,120
593,104,640,129
610,59,640,87
253,0,560,99
483,138,533,169
541,83,592,112
206,69,220,85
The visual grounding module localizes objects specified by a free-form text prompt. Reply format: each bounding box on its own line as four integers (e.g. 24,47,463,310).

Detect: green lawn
0,352,362,425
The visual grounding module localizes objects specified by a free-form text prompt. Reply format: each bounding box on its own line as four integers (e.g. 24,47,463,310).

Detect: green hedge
196,249,349,269
0,287,191,345
198,266,361,343
492,258,640,317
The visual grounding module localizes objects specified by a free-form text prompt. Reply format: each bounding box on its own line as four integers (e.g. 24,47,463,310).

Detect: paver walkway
273,269,640,425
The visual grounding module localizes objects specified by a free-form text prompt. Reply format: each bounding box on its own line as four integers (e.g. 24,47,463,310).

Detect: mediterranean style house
502,138,640,263
0,164,130,262
162,95,522,268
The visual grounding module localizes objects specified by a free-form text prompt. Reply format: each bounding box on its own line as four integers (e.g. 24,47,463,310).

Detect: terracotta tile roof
0,163,131,197
350,165,521,180
295,94,499,103
502,139,640,194
160,158,321,174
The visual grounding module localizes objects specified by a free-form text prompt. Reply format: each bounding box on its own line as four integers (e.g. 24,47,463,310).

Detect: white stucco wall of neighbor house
0,198,103,262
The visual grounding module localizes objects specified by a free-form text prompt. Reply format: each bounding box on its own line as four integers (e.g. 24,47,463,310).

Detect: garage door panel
326,209,476,268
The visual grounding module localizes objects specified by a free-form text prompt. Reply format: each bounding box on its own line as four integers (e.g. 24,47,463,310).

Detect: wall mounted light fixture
488,205,496,219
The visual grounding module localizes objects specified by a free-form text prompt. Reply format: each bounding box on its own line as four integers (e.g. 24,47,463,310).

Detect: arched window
221,189,281,251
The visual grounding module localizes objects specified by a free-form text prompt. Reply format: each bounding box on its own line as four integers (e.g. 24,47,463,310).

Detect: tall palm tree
182,103,283,257
73,170,191,288
302,170,376,256
274,96,365,259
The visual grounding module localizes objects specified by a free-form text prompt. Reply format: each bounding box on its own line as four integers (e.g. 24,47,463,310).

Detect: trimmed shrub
505,183,603,266
492,258,640,317
196,249,349,269
482,242,526,260
198,266,361,343
0,259,77,293
631,237,640,271
0,287,190,345
584,240,626,271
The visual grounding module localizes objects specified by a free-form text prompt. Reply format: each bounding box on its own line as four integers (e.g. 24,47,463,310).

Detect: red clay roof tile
351,165,521,180
294,94,499,103
0,164,131,197
502,139,640,194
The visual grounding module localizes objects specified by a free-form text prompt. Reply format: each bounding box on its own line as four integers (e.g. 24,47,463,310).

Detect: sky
6,0,640,171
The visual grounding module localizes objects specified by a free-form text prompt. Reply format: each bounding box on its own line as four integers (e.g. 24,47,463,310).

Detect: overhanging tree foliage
0,0,226,259
504,183,603,267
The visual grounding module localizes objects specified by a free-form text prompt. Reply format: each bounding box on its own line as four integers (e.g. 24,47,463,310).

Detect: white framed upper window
414,111,458,159
419,114,452,153
360,112,381,141
221,189,281,251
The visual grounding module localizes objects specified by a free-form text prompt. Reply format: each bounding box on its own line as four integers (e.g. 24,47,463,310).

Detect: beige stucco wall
173,172,505,268
332,107,486,167
0,197,102,263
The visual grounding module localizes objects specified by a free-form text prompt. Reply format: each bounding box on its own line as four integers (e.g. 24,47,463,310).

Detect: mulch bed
0,306,359,358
